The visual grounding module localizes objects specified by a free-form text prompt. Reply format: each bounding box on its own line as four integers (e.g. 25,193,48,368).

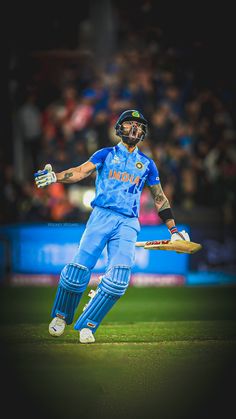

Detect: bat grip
135,241,147,247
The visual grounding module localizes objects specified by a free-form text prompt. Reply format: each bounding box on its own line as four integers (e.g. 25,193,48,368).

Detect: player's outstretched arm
34,161,96,188
56,161,96,183
148,184,190,241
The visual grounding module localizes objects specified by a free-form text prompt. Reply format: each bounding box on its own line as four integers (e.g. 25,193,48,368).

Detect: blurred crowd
1,21,236,229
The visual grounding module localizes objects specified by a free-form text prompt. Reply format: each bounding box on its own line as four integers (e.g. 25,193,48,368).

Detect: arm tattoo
62,172,73,181
77,164,96,177
58,163,95,183
149,184,170,211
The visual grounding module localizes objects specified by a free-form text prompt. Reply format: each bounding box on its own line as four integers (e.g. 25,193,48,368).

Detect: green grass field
1,285,236,419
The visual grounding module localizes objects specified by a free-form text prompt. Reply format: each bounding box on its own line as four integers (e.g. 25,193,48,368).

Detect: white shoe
79,328,95,344
49,317,66,337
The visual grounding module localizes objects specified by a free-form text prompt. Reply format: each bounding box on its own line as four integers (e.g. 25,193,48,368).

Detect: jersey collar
117,142,139,155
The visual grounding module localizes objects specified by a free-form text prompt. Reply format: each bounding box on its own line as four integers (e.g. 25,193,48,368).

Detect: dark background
3,2,235,163
2,1,236,275
1,3,236,419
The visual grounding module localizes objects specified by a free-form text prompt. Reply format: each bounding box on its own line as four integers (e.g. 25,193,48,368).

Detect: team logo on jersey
132,111,140,117
112,155,120,163
136,162,143,170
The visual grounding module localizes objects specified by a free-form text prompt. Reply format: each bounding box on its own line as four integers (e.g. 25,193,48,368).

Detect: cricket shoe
49,316,66,337
80,328,95,344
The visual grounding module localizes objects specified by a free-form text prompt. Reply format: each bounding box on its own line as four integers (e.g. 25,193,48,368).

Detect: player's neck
121,141,137,153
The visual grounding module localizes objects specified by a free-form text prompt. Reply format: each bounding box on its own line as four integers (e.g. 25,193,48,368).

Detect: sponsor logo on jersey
109,169,140,185
132,111,140,117
136,162,143,170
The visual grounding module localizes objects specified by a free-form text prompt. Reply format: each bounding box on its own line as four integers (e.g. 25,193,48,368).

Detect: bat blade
135,240,202,254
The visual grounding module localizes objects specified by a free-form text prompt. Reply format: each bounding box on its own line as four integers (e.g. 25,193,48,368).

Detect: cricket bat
135,239,202,254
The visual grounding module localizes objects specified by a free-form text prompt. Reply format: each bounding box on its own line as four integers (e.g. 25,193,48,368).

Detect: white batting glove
170,230,190,242
34,164,57,188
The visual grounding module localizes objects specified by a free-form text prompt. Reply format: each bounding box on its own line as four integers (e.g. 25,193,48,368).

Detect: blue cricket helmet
115,109,148,141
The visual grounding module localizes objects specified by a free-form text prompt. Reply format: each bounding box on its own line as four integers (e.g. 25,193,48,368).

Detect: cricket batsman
34,109,190,343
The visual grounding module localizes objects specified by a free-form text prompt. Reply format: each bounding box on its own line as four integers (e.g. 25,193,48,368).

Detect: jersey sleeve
89,148,111,169
145,159,160,186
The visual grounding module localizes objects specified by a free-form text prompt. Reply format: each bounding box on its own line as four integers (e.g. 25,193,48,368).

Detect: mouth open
122,121,145,142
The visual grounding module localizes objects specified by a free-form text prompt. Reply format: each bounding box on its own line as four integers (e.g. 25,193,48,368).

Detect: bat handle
135,241,147,247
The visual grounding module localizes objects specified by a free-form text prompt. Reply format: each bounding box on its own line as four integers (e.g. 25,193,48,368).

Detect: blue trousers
73,206,140,270
73,206,140,332
51,206,140,330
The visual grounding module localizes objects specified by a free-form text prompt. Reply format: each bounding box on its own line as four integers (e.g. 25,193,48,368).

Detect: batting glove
170,229,190,242
34,164,57,188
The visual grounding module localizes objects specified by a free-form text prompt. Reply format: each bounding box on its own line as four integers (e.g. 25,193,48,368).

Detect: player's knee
100,266,131,297
59,263,90,293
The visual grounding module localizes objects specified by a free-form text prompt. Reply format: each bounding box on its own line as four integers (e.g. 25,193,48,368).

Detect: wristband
158,207,174,222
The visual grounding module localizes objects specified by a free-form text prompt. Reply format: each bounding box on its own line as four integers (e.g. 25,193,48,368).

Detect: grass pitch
0,285,236,419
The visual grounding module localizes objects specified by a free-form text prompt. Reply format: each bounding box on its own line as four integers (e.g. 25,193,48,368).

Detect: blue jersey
89,142,160,218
